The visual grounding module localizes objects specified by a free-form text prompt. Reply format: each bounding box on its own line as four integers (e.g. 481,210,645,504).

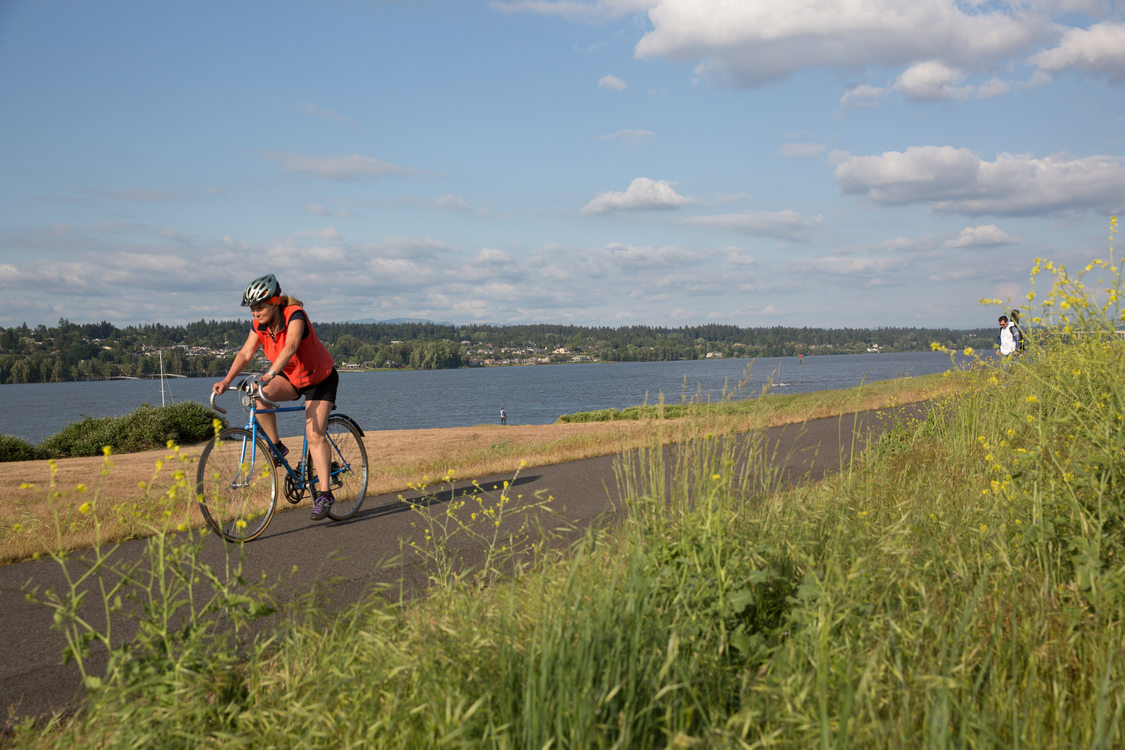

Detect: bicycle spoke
324,415,368,520
196,428,278,542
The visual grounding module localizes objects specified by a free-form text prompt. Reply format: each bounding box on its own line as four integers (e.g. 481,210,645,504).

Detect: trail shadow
332,474,542,525
257,474,542,541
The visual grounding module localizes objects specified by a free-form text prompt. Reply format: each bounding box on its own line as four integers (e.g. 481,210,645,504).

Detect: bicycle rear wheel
196,427,278,542
324,415,368,520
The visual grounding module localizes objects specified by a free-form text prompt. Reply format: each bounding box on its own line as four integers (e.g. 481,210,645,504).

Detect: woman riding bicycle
212,273,340,521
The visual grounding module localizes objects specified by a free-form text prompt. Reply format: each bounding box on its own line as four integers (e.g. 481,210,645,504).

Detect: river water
0,352,964,444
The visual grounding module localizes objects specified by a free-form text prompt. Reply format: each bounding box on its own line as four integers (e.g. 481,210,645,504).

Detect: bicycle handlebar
209,390,228,414
209,374,279,415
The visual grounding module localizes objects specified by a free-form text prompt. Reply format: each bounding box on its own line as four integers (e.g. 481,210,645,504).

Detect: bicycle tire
324,414,368,520
196,427,278,542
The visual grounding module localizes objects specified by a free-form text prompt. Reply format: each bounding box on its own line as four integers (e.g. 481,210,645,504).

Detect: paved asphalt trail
0,406,923,724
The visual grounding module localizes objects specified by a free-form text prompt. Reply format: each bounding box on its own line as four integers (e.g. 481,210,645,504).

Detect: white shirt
999,324,1017,356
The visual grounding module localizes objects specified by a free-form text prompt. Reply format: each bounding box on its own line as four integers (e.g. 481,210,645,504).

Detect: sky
1,0,1123,331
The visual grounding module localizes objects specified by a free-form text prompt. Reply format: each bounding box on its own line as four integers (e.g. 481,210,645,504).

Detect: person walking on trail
212,273,341,521
997,314,1018,360
500,407,508,426
1009,309,1025,351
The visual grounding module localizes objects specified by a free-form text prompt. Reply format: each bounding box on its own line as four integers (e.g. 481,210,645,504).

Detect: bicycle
196,374,369,542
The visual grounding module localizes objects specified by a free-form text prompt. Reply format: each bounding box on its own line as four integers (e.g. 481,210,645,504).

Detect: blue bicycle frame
243,401,314,486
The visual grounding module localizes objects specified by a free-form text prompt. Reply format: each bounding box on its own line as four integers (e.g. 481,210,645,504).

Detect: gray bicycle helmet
242,273,281,307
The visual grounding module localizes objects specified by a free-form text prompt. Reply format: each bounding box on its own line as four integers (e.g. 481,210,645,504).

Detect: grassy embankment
2,368,960,564
7,225,1125,747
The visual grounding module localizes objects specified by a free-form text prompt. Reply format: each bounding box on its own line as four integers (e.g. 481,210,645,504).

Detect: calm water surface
0,352,961,444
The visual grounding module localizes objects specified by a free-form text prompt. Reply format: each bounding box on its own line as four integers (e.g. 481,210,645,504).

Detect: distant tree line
0,319,995,385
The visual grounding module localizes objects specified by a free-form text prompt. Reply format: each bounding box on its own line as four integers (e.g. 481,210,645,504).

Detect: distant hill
346,317,450,325
0,318,996,384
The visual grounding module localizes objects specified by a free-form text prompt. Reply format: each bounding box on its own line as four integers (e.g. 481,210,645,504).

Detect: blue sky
2,0,1123,330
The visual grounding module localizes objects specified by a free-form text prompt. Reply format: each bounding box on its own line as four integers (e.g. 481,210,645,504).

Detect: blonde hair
279,294,304,308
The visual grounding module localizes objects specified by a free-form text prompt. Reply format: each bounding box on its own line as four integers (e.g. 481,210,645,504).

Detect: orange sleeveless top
253,305,335,388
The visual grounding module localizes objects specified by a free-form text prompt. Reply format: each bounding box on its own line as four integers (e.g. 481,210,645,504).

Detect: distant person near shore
1009,309,1025,351
500,407,508,426
997,314,1018,361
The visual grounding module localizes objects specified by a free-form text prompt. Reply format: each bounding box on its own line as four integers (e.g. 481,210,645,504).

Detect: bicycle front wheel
324,415,368,521
196,427,278,542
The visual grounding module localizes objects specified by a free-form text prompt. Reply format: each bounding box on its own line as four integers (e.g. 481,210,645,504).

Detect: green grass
557,369,960,424
10,230,1125,747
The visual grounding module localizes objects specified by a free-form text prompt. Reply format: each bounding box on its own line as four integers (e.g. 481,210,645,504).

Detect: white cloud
634,0,1050,88
581,177,695,214
893,61,974,101
836,146,1125,215
893,62,1037,101
685,210,824,240
605,242,698,266
598,74,627,91
976,78,1012,98
434,195,472,211
457,248,522,282
946,225,1020,247
475,247,516,264
495,0,1117,99
802,255,909,275
395,194,480,213
266,151,419,180
722,246,756,266
840,83,885,109
1032,21,1125,83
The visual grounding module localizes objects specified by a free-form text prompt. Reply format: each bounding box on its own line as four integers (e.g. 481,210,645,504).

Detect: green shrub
561,402,722,423
29,402,219,460
558,408,621,423
0,433,46,462
113,401,217,453
37,416,120,458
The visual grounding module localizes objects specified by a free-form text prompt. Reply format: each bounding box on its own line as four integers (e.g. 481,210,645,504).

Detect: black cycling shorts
279,368,339,405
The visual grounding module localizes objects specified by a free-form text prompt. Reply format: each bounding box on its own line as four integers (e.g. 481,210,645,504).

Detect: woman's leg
304,398,334,499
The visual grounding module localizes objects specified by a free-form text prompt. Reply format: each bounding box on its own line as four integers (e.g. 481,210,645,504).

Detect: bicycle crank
283,472,305,504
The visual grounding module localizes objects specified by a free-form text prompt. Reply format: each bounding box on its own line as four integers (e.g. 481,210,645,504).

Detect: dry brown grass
0,371,974,564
